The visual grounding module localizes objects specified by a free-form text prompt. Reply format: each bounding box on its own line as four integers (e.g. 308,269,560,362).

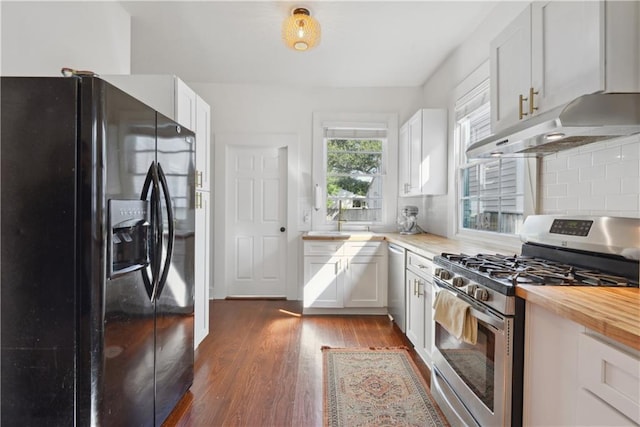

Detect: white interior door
225,146,287,297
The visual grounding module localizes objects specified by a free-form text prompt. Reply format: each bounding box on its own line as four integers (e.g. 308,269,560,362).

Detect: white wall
188,82,423,299
1,2,130,76
410,1,529,238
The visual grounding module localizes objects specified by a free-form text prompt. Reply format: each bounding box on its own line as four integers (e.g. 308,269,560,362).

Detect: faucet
338,200,346,231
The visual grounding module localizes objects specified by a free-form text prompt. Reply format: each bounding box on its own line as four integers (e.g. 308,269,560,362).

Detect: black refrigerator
1,77,195,426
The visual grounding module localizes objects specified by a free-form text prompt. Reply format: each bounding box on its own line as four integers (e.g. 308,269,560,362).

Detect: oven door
431,278,514,427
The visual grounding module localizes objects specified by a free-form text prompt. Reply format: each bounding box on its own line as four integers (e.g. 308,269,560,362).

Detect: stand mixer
398,206,422,234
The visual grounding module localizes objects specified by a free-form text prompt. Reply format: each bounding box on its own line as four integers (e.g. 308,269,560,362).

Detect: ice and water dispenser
109,199,150,278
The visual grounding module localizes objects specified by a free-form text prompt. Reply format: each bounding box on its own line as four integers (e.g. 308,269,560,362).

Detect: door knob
280,227,286,232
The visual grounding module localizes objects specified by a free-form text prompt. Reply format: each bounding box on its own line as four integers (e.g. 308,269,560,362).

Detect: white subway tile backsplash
556,196,579,211
579,164,606,182
546,183,567,197
556,169,579,184
605,194,639,211
542,172,557,185
605,160,639,180
567,181,591,196
541,197,558,211
592,146,622,165
622,176,640,194
591,178,620,196
535,137,637,216
544,156,568,173
621,141,640,160
567,153,592,170
578,195,606,211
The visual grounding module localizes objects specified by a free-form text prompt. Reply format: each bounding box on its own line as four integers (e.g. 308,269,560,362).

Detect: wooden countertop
302,231,640,350
516,285,640,351
301,233,385,241
381,232,520,258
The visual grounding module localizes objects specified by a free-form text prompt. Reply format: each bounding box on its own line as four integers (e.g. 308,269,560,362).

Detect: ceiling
120,1,498,88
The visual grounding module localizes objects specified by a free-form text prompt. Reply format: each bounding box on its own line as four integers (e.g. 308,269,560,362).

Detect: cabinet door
420,280,433,367
194,190,210,348
344,255,386,307
407,112,422,195
522,302,583,426
490,5,531,132
398,122,410,196
175,78,196,131
195,95,211,191
303,256,343,308
531,1,603,113
405,269,425,348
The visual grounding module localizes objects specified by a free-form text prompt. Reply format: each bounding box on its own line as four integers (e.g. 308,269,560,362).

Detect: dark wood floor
164,299,431,427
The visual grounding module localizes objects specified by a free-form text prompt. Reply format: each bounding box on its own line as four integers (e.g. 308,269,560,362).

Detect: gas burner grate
438,252,638,287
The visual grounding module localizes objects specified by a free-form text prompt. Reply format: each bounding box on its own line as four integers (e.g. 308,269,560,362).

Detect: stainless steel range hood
466,93,640,159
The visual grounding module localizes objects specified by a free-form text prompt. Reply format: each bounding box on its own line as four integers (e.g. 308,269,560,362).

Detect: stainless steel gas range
430,215,639,427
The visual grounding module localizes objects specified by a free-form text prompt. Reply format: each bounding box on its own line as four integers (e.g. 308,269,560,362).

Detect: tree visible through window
325,138,383,223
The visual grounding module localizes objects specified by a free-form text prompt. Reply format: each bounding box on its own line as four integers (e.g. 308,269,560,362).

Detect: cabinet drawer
578,333,640,424
343,241,385,256
406,251,433,278
304,241,343,256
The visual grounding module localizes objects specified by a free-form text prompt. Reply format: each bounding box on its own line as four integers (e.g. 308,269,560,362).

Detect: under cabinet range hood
466,93,640,159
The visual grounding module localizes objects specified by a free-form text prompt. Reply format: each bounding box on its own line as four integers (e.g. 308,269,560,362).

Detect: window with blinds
323,125,386,224
456,80,525,234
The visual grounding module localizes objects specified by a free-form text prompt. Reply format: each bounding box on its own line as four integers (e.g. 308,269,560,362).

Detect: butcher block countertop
380,232,520,257
516,285,640,351
303,231,640,351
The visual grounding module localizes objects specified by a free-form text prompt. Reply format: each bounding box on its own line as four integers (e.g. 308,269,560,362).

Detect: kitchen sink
306,230,375,237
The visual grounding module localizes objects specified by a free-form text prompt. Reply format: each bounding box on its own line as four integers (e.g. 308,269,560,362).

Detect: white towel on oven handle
433,290,478,345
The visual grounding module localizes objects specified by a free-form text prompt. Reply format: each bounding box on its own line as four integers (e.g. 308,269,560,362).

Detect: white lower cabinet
303,255,343,308
523,302,640,426
303,240,387,312
404,251,433,367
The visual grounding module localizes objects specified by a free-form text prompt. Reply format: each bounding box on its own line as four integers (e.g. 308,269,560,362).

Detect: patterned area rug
322,347,450,427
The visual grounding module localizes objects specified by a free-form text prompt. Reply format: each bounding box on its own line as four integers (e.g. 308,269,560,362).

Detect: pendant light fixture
282,7,321,51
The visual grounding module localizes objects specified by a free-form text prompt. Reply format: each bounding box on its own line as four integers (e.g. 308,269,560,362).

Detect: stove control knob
474,288,489,301
466,284,477,296
434,268,443,277
439,270,452,280
452,277,465,287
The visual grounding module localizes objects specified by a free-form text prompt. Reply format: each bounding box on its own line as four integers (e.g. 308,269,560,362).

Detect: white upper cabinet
490,1,640,133
195,97,211,191
398,109,447,197
490,6,532,132
175,78,197,131
530,2,602,115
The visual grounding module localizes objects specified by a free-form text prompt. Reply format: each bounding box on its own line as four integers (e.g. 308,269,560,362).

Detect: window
455,78,531,236
325,132,384,223
312,113,398,229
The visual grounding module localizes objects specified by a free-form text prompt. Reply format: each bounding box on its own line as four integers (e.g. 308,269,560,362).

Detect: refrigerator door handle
140,161,163,300
156,162,175,299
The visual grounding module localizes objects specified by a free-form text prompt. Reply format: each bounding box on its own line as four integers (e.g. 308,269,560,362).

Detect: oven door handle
433,279,505,332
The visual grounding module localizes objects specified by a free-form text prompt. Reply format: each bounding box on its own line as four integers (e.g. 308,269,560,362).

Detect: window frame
312,112,398,231
451,62,538,247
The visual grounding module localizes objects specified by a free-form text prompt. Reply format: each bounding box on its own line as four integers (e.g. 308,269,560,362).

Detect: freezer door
97,79,157,427
1,77,79,426
154,115,195,425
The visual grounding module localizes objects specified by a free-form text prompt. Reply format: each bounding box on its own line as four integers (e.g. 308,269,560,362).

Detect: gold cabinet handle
529,87,539,115
417,281,424,297
518,94,529,120
195,170,203,188
195,192,202,209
